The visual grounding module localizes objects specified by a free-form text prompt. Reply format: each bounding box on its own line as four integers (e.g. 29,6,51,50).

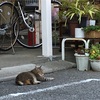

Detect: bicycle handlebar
51,0,62,5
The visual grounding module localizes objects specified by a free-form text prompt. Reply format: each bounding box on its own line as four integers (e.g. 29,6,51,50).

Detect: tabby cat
15,66,54,85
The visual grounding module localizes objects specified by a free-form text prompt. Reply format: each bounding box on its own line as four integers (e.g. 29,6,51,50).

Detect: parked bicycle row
0,0,61,51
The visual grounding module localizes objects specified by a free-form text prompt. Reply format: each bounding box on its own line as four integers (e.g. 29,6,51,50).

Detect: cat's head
31,66,44,76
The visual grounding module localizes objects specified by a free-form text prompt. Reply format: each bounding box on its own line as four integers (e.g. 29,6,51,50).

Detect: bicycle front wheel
0,2,19,51
14,12,42,49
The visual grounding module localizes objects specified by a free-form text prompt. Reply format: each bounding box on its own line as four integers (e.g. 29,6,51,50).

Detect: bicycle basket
22,0,39,11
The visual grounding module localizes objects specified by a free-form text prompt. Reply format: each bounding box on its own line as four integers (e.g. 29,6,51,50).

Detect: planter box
75,54,90,71
85,31,100,38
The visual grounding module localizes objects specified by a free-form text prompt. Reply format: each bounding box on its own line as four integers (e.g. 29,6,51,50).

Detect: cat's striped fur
15,66,54,85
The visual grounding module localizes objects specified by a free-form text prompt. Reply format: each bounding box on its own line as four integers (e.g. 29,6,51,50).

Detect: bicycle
0,0,61,51
0,1,19,51
14,0,61,49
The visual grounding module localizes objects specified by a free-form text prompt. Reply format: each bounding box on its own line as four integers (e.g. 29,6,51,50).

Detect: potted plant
60,0,99,23
74,47,90,71
59,0,99,37
89,44,100,71
92,3,100,25
83,25,100,38
94,10,100,25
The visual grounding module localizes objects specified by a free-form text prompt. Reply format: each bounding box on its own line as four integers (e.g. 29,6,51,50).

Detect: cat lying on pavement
15,66,54,85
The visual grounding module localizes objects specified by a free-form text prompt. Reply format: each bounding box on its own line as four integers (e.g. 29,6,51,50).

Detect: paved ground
1,69,100,100
1,45,100,100
0,45,76,82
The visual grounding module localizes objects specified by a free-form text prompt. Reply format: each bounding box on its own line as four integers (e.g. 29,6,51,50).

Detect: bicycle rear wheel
14,12,42,49
0,2,19,51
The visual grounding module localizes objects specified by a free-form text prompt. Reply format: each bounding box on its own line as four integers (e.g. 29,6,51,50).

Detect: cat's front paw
48,77,54,81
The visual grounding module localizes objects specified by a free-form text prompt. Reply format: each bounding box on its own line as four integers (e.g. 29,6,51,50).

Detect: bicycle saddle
24,3,39,11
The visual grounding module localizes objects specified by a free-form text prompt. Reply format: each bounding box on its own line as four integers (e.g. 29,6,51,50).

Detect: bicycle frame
16,0,61,32
16,0,35,32
0,1,34,32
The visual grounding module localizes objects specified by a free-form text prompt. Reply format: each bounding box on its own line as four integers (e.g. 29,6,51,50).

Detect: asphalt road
0,68,100,100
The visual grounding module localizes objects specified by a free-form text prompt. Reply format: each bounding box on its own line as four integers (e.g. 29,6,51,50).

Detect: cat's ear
35,66,38,69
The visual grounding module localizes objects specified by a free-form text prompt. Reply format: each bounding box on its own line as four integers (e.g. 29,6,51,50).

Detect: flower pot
89,20,96,26
79,16,87,27
74,54,90,71
68,20,79,37
85,31,100,38
90,59,100,71
75,28,85,38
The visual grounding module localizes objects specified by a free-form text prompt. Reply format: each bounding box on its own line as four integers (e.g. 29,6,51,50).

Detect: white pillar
41,0,53,57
